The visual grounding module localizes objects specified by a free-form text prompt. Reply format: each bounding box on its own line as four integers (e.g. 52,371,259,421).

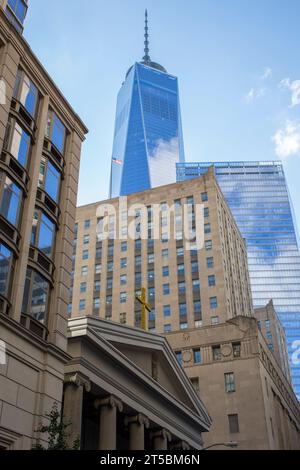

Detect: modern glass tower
177,161,300,399
109,11,185,198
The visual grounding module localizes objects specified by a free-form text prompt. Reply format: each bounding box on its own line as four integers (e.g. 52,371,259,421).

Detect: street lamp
202,441,238,450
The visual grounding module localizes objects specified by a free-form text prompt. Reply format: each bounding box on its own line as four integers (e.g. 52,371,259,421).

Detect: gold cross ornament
135,287,151,330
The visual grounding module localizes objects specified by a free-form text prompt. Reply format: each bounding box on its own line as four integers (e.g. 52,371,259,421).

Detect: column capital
64,372,91,392
150,428,172,442
95,395,123,413
170,440,190,450
124,413,150,429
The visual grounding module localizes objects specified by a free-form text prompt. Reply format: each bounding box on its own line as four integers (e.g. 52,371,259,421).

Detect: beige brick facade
0,6,87,449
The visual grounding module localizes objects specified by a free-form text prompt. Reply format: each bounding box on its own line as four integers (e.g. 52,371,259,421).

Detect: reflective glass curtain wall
110,62,185,197
177,161,300,399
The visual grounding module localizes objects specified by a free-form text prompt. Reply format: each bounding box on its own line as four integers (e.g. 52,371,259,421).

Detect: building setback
71,168,253,331
166,316,300,450
0,2,88,449
176,161,300,399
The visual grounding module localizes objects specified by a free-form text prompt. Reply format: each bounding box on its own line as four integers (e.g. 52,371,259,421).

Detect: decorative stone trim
94,395,123,412
64,372,91,392
124,413,150,429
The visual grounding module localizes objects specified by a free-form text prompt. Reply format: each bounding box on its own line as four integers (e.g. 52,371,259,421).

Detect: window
163,284,170,295
31,210,56,259
95,247,102,259
190,377,199,392
205,240,212,251
135,272,141,285
82,250,89,260
163,305,171,317
94,297,100,309
81,266,88,276
6,0,28,30
225,372,235,393
162,266,169,277
193,349,201,364
80,282,87,293
192,279,200,291
211,316,219,325
164,324,171,333
135,238,141,250
204,207,209,218
233,342,241,358
148,253,155,264
180,322,188,330
95,264,101,274
107,261,113,272
121,257,127,269
148,270,154,281
108,245,114,257
204,223,211,234
135,255,141,266
7,121,31,167
179,303,187,316
228,414,239,434
120,292,127,303
201,192,208,202
176,351,182,365
121,241,127,252
194,300,202,314
83,234,90,245
0,173,22,227
257,320,261,330
177,264,185,276
120,274,127,286
208,275,216,287
120,312,126,324
191,261,199,273
13,69,38,117
45,110,66,154
176,247,184,257
162,249,169,260
106,295,112,305
22,268,50,324
38,156,61,203
79,299,86,311
148,287,155,299
67,304,72,316
268,343,274,352
265,320,270,330
207,257,214,268
212,345,222,361
194,320,202,328
210,296,218,309
0,243,14,297
94,280,101,292
84,219,90,230
106,278,113,289
178,281,186,295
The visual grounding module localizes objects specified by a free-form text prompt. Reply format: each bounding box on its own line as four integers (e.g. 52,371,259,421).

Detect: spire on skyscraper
143,9,151,64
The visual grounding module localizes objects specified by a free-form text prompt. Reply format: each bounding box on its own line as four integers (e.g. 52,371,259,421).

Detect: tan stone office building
0,2,88,449
63,316,211,450
255,300,291,382
166,315,300,450
71,169,253,332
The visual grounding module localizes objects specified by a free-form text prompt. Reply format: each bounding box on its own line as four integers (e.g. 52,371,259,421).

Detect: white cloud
272,120,300,158
261,67,272,80
245,87,265,103
280,78,300,107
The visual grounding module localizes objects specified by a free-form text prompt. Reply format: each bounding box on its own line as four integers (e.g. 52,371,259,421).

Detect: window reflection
31,209,56,259
8,121,31,167
13,69,38,117
22,268,50,324
38,156,61,202
46,110,66,154
0,172,22,227
0,242,14,298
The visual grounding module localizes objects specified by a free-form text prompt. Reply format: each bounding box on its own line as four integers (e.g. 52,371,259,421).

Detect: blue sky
25,0,300,235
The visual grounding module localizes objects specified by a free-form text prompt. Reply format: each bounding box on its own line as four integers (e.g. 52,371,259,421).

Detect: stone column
170,440,191,450
95,395,123,450
151,429,172,450
63,373,91,449
124,413,150,450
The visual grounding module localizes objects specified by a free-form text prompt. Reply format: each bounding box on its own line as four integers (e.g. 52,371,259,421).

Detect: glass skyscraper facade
109,12,185,197
177,161,300,399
